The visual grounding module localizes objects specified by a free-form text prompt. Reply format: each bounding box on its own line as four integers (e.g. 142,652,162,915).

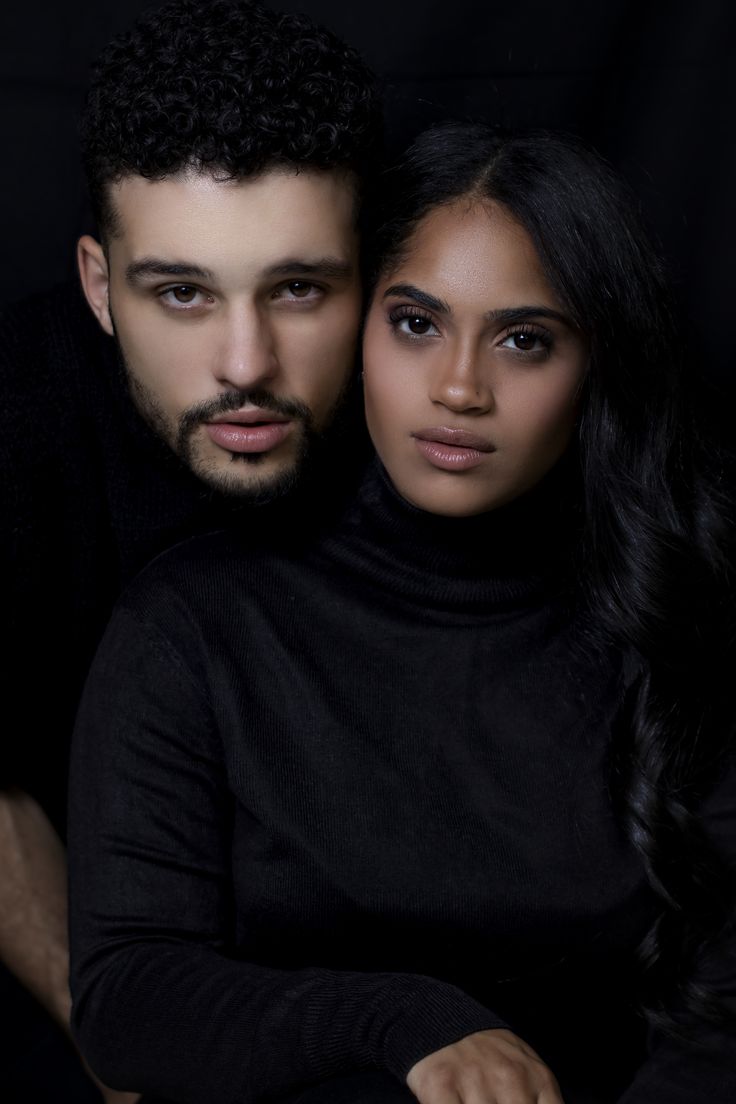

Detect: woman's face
362,198,589,516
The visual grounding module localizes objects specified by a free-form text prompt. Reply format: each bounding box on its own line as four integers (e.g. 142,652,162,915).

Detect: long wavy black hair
366,122,735,1029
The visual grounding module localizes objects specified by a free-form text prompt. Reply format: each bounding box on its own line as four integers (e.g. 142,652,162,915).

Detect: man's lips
411,426,495,471
207,408,291,426
204,408,294,454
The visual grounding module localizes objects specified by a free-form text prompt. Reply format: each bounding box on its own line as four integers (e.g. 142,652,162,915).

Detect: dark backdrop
2,1,734,390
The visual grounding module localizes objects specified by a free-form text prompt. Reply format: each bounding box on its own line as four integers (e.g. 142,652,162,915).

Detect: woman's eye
404,316,431,335
390,311,438,337
499,329,551,354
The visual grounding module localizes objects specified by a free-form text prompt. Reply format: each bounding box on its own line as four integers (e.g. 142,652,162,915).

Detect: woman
68,125,736,1104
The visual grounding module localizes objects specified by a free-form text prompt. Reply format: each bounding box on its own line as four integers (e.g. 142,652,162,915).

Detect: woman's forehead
378,199,559,315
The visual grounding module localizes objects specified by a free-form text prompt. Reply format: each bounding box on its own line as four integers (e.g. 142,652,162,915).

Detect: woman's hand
406,1028,564,1104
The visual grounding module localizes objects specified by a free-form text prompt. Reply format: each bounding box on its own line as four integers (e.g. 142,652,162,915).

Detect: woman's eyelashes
388,305,439,337
386,303,554,359
499,324,554,359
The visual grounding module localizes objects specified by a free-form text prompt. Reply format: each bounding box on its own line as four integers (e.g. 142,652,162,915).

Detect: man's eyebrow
125,256,354,286
125,258,215,284
381,284,452,314
262,257,354,280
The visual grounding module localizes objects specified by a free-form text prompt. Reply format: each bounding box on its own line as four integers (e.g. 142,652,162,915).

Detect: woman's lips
412,427,495,471
204,410,293,454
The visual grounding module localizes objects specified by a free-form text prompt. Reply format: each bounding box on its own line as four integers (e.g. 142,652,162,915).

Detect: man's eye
276,281,322,301
159,285,204,308
158,286,215,311
271,280,324,305
171,286,197,303
287,281,314,298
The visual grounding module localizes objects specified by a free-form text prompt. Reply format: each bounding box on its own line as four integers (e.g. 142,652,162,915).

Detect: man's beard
116,344,347,504
174,386,315,503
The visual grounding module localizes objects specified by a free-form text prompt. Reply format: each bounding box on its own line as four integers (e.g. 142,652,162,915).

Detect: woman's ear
77,235,114,336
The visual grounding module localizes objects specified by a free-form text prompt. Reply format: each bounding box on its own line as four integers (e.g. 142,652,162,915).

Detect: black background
2,1,734,389
1,4,733,1093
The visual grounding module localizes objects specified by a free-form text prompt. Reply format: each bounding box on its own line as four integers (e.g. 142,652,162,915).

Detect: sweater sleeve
68,602,504,1104
616,764,736,1104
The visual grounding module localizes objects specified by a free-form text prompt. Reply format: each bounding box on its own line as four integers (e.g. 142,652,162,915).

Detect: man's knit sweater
1,283,288,828
68,462,736,1104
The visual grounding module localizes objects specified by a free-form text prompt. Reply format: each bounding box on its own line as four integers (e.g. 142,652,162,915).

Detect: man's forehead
107,165,359,269
109,163,357,208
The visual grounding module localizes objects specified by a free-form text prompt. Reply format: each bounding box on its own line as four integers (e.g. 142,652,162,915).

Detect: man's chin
187,447,307,503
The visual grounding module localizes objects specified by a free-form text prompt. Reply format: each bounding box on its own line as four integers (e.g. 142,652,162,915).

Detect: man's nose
214,305,279,391
427,342,495,414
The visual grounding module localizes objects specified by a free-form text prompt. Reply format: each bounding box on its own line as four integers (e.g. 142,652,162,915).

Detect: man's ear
77,234,114,336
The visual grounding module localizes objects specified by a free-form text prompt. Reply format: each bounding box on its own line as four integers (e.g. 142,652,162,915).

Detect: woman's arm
68,603,503,1104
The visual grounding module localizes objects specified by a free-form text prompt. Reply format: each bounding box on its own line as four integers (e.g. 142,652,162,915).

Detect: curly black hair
80,0,381,236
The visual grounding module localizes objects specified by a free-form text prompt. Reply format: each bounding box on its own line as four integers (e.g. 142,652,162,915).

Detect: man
0,1,380,1098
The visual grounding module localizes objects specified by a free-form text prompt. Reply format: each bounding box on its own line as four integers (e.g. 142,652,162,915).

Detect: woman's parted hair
80,0,382,238
368,122,736,1029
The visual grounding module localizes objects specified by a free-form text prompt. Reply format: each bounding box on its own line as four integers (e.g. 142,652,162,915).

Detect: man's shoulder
126,526,266,591
112,527,256,630
0,281,113,399
119,524,305,622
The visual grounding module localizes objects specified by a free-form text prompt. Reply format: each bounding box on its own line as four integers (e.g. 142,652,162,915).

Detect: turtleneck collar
318,454,581,615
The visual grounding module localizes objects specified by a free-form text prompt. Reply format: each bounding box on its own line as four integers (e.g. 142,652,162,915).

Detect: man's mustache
178,388,313,440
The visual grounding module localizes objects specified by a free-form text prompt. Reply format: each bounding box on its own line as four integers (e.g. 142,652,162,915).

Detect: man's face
79,167,361,498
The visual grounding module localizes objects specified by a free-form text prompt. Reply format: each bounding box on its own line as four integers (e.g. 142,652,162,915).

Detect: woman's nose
428,344,494,414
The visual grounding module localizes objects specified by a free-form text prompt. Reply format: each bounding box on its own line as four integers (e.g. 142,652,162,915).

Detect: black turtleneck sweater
68,462,736,1104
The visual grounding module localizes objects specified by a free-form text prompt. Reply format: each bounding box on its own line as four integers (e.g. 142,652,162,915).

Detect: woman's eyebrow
485,305,573,327
381,284,452,314
380,289,574,329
